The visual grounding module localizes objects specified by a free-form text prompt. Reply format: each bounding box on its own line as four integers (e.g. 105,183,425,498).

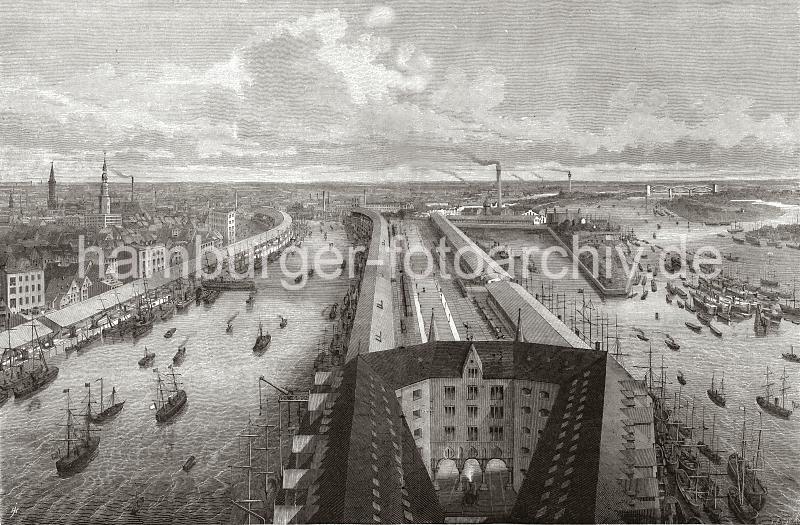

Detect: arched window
539,408,551,417
521,387,532,396
444,447,454,459
539,390,550,399
522,406,532,414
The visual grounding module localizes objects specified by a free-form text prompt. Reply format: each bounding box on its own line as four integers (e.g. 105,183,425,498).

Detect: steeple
514,308,525,343
99,154,111,214
427,308,439,343
47,162,57,210
101,153,108,182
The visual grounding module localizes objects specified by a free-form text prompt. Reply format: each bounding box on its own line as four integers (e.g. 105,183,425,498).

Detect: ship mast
97,378,104,413
763,366,774,402
779,367,789,409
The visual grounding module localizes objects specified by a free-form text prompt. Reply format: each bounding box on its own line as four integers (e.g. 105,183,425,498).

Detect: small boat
245,289,256,306
640,290,648,300
677,299,685,309
677,370,686,385
88,378,125,423
709,324,722,337
154,367,187,423
226,312,238,334
253,322,272,354
724,253,741,262
756,366,792,419
685,321,702,333
164,328,176,339
783,345,800,363
55,390,101,477
666,293,673,304
172,344,186,365
307,268,315,278
651,280,657,292
636,333,649,342
685,301,697,313
329,303,338,320
294,274,304,284
138,347,155,367
279,316,288,329
665,338,680,351
182,455,196,472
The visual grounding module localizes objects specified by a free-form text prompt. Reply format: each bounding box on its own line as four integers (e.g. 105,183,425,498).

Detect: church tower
47,162,57,210
98,154,111,215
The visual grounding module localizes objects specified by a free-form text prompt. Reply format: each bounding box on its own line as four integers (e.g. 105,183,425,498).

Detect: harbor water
469,200,800,522
0,223,352,524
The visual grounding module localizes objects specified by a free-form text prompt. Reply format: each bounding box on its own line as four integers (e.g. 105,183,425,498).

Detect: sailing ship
782,345,800,363
760,263,779,288
153,366,187,423
728,221,744,234
13,322,59,399
138,347,155,367
756,366,792,419
131,281,155,338
201,276,256,291
728,486,758,524
697,410,722,465
707,371,726,407
55,389,100,477
253,322,271,354
87,378,125,423
727,410,767,511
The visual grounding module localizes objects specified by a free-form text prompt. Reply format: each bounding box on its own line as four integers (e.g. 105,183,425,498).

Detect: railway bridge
646,183,718,199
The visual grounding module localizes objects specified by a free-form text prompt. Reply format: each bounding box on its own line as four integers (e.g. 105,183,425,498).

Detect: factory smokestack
131,176,134,202
110,167,134,202
469,156,502,213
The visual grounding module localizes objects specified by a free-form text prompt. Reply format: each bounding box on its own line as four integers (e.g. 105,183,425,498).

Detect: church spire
514,308,525,343
101,152,108,182
47,161,57,210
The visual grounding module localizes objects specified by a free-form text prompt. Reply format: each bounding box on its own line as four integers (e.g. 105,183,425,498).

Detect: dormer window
467,367,480,379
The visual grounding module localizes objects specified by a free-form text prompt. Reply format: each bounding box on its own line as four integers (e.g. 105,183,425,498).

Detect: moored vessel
138,347,155,367
756,366,792,419
707,371,726,408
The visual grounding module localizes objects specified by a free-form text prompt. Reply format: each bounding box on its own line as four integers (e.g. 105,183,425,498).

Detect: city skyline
1,0,799,183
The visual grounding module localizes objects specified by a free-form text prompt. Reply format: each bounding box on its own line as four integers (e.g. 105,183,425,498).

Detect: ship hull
13,367,60,399
727,488,758,524
707,389,725,407
727,454,766,511
756,396,791,419
90,402,125,424
253,335,272,354
56,436,100,477
155,390,187,423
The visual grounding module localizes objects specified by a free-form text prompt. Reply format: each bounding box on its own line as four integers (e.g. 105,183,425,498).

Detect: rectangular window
467,386,478,400
490,426,504,442
413,428,422,438
413,409,421,419
444,426,455,440
444,406,455,417
467,427,478,441
444,386,455,400
467,405,478,418
467,367,479,379
490,406,504,419
412,389,422,400
490,386,504,401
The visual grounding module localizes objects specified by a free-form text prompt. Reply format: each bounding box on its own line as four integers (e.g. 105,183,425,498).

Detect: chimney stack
496,164,502,213
363,188,367,207
130,176,134,202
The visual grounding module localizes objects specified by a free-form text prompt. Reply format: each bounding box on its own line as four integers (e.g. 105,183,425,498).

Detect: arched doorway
484,459,511,494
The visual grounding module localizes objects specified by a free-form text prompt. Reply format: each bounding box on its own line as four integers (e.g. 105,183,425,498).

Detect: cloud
432,67,506,117
364,5,396,28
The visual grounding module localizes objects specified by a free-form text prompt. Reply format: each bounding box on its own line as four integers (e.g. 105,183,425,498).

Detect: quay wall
32,208,293,337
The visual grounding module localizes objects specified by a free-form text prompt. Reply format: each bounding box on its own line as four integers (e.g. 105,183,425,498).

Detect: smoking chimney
468,156,502,214
130,175,134,202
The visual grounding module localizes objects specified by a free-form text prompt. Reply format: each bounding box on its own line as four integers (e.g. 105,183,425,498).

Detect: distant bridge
646,183,718,199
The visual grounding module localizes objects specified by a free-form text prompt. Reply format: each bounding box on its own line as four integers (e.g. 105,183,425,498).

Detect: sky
1,0,799,183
